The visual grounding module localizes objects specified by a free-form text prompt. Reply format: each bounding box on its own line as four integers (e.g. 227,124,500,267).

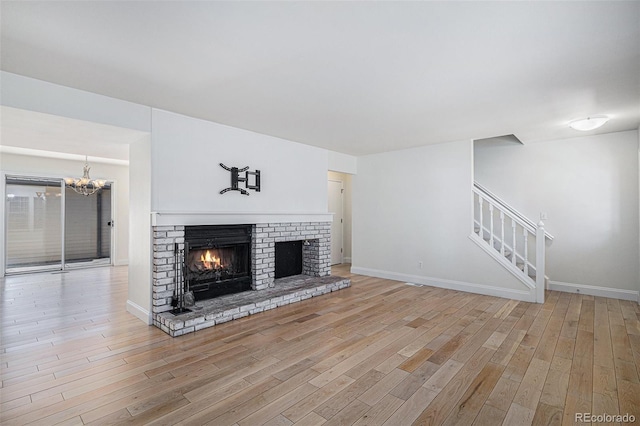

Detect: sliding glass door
5,177,63,272
5,175,112,274
64,185,112,268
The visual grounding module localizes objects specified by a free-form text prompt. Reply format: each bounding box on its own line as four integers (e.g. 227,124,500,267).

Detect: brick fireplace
151,220,348,336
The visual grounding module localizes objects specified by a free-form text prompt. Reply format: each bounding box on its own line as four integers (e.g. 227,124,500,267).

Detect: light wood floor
1,265,639,425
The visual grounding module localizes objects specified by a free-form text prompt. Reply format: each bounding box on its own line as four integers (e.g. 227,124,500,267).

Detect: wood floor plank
309,330,404,388
398,347,434,374
511,357,550,411
532,402,563,426
484,376,520,412
540,356,572,409
567,330,594,403
413,347,495,425
440,361,504,426
237,382,319,426
0,392,65,422
1,264,639,425
205,369,320,425
592,391,620,418
357,367,409,406
344,326,417,379
281,374,354,423
152,377,282,425
490,328,526,366
313,369,385,420
562,394,591,426
503,402,535,426
473,404,507,426
322,399,370,426
618,379,640,420
352,394,403,426
381,387,437,426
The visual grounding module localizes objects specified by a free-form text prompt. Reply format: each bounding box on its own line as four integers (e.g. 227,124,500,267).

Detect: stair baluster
536,221,546,303
478,196,484,239
511,220,517,266
500,211,505,256
523,228,529,277
489,204,495,249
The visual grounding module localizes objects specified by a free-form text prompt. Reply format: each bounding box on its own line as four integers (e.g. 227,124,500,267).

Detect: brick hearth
156,274,350,337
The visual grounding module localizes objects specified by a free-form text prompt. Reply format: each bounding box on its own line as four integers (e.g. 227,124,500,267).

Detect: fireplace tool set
171,242,193,314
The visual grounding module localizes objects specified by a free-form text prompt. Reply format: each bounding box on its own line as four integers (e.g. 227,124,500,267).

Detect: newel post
535,220,546,303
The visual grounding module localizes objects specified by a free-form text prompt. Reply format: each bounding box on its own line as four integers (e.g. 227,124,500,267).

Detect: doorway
4,175,112,273
328,179,344,265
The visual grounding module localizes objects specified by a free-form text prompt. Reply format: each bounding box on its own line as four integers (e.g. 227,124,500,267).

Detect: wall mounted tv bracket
219,163,261,195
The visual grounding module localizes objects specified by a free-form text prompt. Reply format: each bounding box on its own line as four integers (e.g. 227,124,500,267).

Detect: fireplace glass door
183,225,252,301
186,243,251,300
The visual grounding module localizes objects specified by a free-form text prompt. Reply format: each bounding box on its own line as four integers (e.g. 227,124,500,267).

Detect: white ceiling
1,1,639,157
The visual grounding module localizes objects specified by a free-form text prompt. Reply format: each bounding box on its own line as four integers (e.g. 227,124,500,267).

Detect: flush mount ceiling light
568,115,610,131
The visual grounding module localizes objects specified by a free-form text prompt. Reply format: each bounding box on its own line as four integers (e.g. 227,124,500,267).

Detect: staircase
470,182,554,303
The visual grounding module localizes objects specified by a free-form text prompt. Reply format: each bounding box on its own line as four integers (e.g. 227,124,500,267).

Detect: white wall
151,109,328,214
328,150,357,175
127,136,152,323
0,153,130,267
353,139,531,300
475,130,639,295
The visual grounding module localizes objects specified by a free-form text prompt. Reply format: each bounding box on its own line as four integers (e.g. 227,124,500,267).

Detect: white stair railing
471,182,553,303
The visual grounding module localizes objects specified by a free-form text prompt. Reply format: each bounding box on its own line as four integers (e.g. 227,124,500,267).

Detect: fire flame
200,250,221,270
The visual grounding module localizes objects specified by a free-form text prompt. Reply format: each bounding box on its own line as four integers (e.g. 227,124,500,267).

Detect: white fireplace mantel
151,211,334,227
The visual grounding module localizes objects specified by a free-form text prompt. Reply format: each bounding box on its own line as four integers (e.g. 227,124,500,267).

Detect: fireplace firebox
182,225,252,301
275,241,303,279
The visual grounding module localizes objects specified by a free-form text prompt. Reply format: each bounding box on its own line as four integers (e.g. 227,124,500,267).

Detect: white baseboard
350,266,536,303
114,258,129,266
343,257,352,264
548,280,639,302
126,299,152,325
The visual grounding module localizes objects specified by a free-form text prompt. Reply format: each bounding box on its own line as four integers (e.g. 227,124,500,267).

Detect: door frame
328,178,344,265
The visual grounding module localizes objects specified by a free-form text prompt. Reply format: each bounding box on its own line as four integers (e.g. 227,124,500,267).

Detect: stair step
480,236,516,259
476,232,538,279
516,262,536,278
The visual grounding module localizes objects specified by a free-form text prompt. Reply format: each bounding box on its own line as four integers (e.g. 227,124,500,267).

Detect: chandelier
64,156,106,196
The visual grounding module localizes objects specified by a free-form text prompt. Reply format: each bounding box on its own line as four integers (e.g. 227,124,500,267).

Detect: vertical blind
5,177,63,269
65,186,112,264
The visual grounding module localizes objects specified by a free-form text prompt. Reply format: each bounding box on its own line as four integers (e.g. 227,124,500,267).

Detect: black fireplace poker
171,242,191,315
